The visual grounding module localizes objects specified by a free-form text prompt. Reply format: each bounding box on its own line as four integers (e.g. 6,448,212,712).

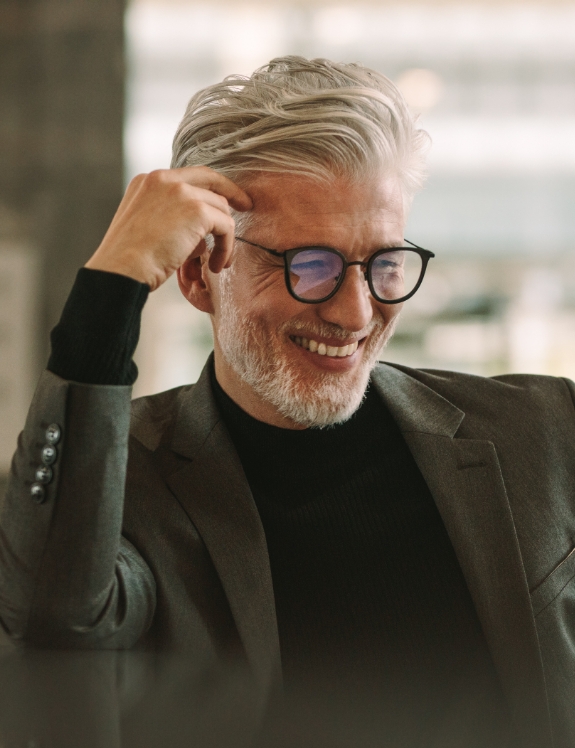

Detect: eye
374,251,404,269
291,258,330,272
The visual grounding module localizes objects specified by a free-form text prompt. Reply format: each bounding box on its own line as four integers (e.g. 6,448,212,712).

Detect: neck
212,345,306,430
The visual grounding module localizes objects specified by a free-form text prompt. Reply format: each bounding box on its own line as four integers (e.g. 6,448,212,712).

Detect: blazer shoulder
378,361,575,420
130,384,195,452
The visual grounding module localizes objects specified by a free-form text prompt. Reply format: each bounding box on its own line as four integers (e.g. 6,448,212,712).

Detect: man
0,56,573,747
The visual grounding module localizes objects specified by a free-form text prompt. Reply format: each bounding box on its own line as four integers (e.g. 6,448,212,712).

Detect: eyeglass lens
289,248,423,302
289,250,342,300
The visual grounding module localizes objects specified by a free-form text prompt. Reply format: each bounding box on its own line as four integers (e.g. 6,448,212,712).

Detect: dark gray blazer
2,359,575,748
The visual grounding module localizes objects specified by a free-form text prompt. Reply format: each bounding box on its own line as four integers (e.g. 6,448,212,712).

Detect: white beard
216,269,398,428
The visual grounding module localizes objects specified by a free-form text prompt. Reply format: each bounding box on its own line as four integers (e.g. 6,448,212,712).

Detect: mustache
280,318,383,342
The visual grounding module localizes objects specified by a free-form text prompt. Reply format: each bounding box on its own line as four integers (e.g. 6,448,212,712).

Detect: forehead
243,173,405,248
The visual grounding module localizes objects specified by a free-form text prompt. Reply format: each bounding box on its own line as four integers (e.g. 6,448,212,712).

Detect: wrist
84,252,157,289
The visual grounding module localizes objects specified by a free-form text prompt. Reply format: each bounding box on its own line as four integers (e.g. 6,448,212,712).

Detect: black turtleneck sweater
48,269,514,746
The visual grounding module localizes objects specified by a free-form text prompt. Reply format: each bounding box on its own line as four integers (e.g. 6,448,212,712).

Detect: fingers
210,232,235,274
159,166,253,212
164,169,251,273
195,203,236,273
186,185,232,215
91,166,250,289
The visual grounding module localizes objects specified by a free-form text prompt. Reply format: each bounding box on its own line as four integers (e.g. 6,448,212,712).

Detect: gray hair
171,56,430,210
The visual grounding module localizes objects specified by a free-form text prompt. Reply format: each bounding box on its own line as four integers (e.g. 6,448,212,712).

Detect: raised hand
85,166,253,291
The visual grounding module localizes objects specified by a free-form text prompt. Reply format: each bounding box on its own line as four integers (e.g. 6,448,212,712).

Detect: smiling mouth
291,336,360,358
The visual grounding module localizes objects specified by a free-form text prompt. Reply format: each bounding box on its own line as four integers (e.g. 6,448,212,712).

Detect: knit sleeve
47,268,150,385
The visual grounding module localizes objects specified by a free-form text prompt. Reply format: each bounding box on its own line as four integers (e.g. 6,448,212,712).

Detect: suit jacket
2,358,575,748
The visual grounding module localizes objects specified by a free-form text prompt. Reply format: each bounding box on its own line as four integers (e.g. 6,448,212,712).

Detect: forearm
48,268,149,386
0,271,155,647
0,371,155,647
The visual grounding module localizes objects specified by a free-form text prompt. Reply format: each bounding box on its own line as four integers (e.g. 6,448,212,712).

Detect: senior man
1,57,574,747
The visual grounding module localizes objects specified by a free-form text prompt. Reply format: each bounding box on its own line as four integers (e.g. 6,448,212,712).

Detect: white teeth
293,337,359,358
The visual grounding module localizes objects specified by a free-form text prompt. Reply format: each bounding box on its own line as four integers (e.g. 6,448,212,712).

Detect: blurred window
126,1,575,395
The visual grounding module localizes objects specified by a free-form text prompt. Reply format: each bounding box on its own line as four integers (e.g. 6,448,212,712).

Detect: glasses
235,236,435,304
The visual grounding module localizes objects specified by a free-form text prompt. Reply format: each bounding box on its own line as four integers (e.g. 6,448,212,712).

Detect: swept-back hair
172,56,430,209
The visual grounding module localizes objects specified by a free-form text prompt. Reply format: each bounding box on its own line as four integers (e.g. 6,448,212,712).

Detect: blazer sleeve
0,370,156,648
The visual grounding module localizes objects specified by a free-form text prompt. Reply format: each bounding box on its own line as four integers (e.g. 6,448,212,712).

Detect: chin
219,317,396,429
276,368,371,428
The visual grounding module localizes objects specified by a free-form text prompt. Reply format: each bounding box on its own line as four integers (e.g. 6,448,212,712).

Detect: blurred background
1,0,575,489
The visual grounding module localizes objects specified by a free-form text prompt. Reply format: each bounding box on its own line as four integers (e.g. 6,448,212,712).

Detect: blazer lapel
372,364,552,748
164,361,281,689
157,357,550,742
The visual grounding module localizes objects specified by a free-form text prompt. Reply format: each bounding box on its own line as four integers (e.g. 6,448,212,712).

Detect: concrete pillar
0,0,125,486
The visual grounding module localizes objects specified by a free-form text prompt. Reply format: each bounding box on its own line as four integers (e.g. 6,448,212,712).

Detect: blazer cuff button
45,424,61,445
41,445,57,465
35,465,53,485
30,483,46,503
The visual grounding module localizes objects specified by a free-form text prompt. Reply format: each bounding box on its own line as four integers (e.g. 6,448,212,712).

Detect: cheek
229,254,287,301
249,267,286,300
244,270,297,320
215,260,312,334
376,300,402,325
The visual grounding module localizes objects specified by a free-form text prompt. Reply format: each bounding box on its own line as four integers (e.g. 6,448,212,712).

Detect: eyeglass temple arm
235,236,284,257
236,235,434,260
405,239,435,258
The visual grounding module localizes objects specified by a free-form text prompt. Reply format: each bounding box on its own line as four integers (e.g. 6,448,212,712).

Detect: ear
177,240,215,314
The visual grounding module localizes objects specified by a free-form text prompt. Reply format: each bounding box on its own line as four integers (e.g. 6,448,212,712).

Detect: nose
317,265,373,331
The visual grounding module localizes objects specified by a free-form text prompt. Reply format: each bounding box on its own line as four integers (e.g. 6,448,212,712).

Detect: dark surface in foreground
0,647,517,748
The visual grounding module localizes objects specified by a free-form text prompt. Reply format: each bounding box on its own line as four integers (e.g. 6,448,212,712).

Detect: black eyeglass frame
235,236,435,304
